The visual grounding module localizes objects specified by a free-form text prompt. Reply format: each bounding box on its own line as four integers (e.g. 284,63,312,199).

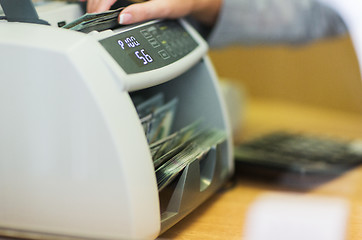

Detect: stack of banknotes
134,93,227,191
62,8,123,33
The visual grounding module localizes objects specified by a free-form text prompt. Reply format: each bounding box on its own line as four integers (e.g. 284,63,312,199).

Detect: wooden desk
160,98,362,240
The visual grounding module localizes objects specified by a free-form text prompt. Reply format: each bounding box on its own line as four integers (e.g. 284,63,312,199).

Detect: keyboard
234,132,362,174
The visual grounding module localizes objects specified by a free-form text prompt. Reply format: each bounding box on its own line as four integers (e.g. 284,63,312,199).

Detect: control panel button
158,49,170,59
148,38,160,48
140,29,152,39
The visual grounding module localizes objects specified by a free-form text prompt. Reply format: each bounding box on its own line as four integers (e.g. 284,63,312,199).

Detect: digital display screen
99,20,199,74
117,36,155,67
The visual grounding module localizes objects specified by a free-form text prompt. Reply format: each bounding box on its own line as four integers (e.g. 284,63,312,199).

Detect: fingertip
118,6,143,25
118,13,133,25
118,2,158,25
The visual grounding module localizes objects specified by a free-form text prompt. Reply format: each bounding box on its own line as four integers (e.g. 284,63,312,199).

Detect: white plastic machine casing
0,12,233,240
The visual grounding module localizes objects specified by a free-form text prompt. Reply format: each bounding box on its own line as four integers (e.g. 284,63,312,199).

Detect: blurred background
209,34,362,114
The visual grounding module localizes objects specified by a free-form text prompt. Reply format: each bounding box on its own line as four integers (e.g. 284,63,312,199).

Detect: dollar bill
147,97,178,143
156,128,227,192
140,113,152,139
139,97,178,143
136,92,164,118
150,119,203,168
62,8,123,33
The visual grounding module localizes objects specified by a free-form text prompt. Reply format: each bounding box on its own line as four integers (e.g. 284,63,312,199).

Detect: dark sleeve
199,0,348,48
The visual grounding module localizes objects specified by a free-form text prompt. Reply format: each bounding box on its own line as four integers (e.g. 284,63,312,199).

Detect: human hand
86,0,222,26
87,0,118,13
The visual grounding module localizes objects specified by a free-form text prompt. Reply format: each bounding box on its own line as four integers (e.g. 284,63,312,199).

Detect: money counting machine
0,2,233,239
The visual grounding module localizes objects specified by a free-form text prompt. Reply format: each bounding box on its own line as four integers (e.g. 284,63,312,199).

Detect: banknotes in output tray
134,93,227,191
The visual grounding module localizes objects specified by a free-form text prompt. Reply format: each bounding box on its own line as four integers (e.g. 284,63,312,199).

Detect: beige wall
209,35,362,114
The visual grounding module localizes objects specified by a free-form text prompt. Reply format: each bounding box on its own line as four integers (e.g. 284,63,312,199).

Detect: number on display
135,49,153,65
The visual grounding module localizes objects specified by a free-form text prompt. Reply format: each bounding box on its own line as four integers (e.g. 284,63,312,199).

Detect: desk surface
160,98,362,240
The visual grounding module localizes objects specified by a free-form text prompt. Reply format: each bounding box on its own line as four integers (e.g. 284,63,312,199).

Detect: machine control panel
99,20,199,74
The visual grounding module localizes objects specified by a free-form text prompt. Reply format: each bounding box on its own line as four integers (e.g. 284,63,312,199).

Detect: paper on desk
244,193,349,240
318,0,362,80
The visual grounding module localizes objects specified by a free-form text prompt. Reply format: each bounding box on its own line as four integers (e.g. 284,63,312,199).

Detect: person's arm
86,0,347,47
86,0,222,27
208,0,348,47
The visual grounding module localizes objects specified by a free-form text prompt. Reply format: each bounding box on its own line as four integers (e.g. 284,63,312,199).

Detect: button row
140,24,195,59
